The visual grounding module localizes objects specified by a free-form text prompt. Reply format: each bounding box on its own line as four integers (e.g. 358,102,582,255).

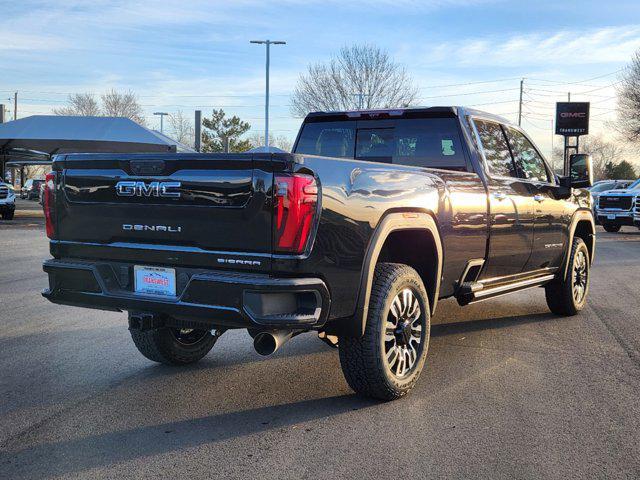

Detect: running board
456,273,556,306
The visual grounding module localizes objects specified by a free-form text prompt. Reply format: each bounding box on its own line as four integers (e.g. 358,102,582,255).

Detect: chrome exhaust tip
253,330,294,356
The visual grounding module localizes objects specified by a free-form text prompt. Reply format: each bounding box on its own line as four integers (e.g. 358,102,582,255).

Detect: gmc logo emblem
560,112,586,118
115,181,181,198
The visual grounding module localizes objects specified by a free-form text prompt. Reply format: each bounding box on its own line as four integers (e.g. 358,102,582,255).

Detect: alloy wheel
572,250,588,304
384,288,425,378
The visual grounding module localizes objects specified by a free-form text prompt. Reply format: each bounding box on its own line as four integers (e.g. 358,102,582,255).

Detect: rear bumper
43,259,330,329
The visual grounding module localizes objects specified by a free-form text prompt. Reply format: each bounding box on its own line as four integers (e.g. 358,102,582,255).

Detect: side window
505,128,551,183
474,120,516,178
393,118,467,170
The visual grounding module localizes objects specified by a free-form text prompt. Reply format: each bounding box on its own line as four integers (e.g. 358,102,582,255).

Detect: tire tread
339,263,430,401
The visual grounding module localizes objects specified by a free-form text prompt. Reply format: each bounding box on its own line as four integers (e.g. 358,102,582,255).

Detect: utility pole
13,92,17,121
351,92,369,110
551,119,555,172
517,78,524,126
194,110,202,152
153,112,168,133
250,39,286,148
0,104,4,123
568,92,571,102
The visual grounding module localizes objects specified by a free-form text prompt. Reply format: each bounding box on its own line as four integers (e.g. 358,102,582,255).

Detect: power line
526,68,624,86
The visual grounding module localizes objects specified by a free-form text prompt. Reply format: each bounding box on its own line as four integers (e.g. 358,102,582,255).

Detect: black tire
603,224,621,232
545,237,590,316
338,263,430,401
130,327,218,365
1,210,14,220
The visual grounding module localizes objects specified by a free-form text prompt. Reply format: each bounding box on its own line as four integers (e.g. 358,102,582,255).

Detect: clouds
413,25,640,68
3,0,638,154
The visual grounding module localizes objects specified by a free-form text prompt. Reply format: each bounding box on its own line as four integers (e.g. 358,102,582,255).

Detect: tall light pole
154,112,168,133
250,39,286,148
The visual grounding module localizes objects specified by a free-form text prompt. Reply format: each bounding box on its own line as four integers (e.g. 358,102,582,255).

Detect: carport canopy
0,115,185,156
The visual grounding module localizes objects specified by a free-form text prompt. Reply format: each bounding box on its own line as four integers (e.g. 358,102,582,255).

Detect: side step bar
456,273,556,306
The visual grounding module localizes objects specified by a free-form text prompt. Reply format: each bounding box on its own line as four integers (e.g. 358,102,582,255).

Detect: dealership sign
555,102,590,136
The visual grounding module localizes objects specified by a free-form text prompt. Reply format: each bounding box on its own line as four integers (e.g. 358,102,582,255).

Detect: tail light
43,172,56,239
274,174,318,254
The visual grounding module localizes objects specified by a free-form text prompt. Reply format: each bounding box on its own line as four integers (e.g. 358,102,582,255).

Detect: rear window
295,117,467,171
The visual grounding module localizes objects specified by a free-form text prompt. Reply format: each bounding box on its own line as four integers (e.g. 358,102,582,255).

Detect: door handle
533,194,545,202
492,192,507,201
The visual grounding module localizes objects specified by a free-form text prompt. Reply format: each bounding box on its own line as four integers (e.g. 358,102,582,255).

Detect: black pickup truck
42,107,595,400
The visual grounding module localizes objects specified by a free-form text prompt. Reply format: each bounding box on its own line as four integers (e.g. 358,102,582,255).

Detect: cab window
295,117,467,171
295,121,355,158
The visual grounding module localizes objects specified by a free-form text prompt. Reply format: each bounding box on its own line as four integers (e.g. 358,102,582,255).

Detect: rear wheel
338,263,430,401
1,210,14,220
603,224,621,232
545,237,590,316
130,327,219,365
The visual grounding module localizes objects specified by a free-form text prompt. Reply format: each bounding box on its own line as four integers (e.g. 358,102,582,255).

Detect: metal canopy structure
0,115,191,183
0,115,182,155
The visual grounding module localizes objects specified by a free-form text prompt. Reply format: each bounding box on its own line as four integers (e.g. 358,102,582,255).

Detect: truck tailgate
56,154,274,267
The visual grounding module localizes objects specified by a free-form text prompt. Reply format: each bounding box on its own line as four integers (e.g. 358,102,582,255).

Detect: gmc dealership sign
555,102,590,135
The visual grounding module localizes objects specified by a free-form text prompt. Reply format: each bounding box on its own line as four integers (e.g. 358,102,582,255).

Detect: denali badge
115,181,181,198
123,224,182,232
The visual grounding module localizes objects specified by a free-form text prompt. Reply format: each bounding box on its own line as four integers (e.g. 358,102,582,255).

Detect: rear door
471,119,535,279
58,153,274,265
504,127,566,270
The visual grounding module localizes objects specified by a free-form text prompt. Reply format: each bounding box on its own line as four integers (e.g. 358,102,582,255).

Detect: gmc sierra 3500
42,106,595,400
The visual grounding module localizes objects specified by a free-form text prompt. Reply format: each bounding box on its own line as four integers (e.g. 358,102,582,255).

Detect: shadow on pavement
432,312,559,337
1,394,375,479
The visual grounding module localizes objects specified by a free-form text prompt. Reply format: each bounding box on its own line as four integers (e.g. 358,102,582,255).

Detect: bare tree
168,110,195,147
617,50,640,145
247,132,292,152
52,93,100,116
552,135,625,180
101,89,146,125
581,135,625,180
290,45,418,118
53,89,146,125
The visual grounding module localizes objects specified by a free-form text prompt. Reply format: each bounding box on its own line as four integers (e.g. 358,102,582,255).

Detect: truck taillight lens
274,174,318,254
43,172,56,239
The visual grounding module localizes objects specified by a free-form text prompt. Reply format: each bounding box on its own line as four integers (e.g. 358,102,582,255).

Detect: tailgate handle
130,160,166,175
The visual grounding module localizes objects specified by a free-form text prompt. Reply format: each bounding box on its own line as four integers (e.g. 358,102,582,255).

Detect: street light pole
250,39,286,148
153,112,169,133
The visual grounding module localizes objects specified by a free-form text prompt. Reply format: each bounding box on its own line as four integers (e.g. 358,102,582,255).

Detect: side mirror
568,153,592,188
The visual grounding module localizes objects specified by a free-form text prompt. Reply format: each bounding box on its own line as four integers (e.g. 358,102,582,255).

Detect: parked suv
595,178,640,232
42,107,595,400
21,179,45,200
0,182,16,220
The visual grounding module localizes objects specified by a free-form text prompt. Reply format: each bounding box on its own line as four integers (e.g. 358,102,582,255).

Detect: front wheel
1,210,14,220
130,327,219,365
603,224,621,232
545,237,590,316
338,263,430,401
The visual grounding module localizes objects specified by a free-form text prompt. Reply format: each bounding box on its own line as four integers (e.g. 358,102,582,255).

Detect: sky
2,0,640,158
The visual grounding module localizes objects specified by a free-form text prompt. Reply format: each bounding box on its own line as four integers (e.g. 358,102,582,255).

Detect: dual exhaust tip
253,330,295,356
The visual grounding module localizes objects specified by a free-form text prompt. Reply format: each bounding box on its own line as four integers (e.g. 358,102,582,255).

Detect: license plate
134,266,176,297
607,214,616,220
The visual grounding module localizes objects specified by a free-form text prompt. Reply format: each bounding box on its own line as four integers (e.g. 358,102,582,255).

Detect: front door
472,119,535,279
504,127,566,270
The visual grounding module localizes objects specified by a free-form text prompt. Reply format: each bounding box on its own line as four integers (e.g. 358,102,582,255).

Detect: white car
0,182,16,220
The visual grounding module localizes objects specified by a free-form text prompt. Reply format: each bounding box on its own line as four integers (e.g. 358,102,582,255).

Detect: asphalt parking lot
1,200,639,479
